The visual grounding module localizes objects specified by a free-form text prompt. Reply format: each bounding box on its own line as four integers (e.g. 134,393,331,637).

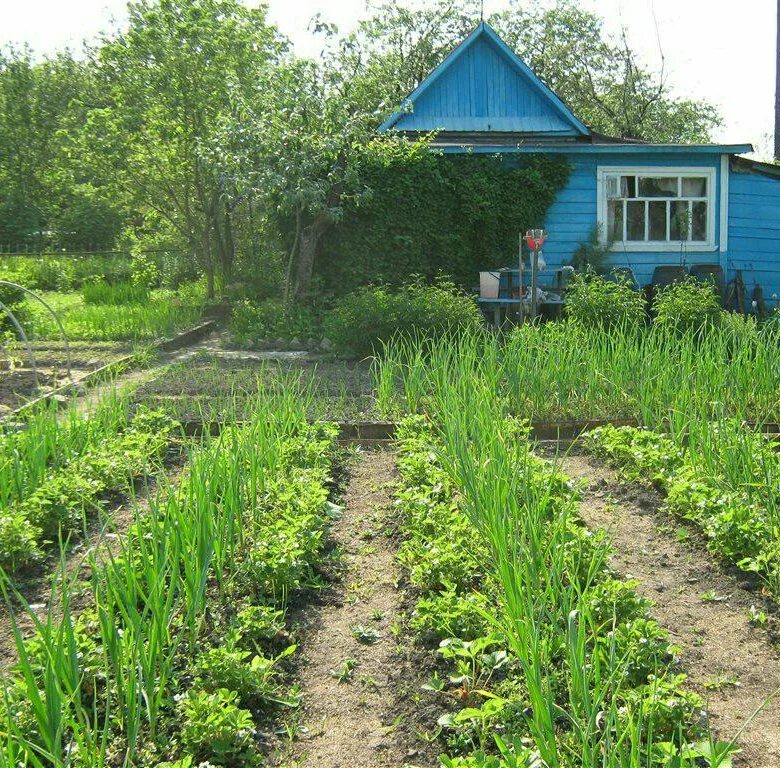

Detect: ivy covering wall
317,148,571,292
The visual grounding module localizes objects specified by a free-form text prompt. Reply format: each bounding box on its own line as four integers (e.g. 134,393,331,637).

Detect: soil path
560,452,780,768
284,450,414,768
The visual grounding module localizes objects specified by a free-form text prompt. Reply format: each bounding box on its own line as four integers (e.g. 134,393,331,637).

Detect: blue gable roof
378,22,589,136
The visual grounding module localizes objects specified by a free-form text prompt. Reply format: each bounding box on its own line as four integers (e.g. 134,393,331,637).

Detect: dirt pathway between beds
561,452,780,768
282,450,422,768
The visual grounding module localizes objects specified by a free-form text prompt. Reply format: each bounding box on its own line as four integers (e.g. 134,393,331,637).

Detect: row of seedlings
0,390,339,767
585,422,780,598
394,406,733,768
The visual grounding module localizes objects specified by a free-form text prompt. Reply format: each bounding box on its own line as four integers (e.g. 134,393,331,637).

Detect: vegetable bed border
5,319,217,421
177,418,643,441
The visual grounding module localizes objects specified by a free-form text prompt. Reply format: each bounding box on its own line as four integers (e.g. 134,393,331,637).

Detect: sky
1,0,776,157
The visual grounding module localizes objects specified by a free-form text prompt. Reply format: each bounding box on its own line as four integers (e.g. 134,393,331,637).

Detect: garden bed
0,340,131,413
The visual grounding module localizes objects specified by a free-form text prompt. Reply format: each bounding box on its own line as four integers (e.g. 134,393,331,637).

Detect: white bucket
479,271,501,299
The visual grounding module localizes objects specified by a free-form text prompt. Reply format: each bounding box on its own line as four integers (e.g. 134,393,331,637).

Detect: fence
0,247,176,259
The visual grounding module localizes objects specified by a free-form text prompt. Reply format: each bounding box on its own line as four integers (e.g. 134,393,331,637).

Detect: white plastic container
479,271,501,299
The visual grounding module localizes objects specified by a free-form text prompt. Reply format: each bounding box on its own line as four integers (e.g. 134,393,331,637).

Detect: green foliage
22,284,204,341
131,250,163,289
0,281,29,335
178,689,259,767
323,280,483,358
412,587,492,642
0,254,134,291
193,642,295,709
0,48,123,250
231,605,287,652
320,148,570,293
652,278,722,333
570,225,612,272
229,298,320,344
394,412,704,765
81,280,149,305
565,272,646,329
0,389,338,764
0,407,176,570
585,422,780,593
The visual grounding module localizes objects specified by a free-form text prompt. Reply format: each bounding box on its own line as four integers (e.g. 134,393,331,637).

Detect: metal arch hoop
0,280,73,383
0,298,39,390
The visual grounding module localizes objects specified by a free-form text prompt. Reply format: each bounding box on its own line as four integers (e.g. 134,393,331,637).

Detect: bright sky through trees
2,0,776,156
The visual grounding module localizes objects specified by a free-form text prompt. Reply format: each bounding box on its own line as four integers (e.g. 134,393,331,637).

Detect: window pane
682,177,707,197
626,200,645,240
648,201,667,240
606,175,621,199
607,200,624,241
621,176,637,198
691,201,707,241
670,201,690,240
639,177,678,197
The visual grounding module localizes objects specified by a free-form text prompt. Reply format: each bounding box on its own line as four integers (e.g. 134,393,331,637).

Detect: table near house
477,268,567,326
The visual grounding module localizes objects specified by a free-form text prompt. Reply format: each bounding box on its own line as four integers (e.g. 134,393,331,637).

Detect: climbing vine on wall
317,141,570,292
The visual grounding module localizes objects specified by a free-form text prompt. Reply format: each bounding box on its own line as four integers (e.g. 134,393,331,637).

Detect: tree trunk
213,203,235,287
222,207,235,285
284,206,303,304
201,230,215,299
295,214,330,301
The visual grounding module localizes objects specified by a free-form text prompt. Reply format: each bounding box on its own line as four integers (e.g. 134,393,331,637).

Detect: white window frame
596,166,717,252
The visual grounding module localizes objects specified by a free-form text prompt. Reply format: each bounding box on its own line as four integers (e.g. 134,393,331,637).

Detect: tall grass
374,317,780,425
81,282,149,306
21,285,204,342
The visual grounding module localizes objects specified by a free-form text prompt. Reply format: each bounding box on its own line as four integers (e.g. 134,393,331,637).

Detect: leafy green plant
330,658,357,683
323,279,483,358
570,225,612,272
565,271,646,329
193,642,296,709
653,278,721,333
351,624,380,644
229,298,320,344
178,689,259,766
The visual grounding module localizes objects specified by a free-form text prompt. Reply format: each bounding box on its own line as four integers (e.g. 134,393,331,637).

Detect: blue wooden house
378,22,780,309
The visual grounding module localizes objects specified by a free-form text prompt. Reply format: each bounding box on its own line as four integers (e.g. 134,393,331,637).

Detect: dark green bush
323,280,483,358
229,298,320,344
565,272,646,329
318,145,570,293
0,283,29,337
652,278,721,333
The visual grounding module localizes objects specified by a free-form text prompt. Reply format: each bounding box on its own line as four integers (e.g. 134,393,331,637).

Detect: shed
379,22,780,308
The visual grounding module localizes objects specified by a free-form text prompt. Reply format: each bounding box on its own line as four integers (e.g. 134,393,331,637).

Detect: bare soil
0,341,131,413
279,450,436,768
560,451,780,768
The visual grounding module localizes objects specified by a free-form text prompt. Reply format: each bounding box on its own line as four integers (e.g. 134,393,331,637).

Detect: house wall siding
727,165,780,306
529,152,780,307
537,152,724,288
